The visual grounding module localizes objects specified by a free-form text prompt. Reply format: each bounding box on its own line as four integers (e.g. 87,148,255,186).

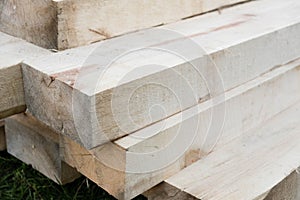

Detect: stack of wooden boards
1,0,300,199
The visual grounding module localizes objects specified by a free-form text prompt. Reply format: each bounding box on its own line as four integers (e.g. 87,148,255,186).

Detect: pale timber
145,168,300,200
0,0,248,49
5,113,80,184
145,101,300,200
115,58,300,160
0,0,57,49
0,33,50,119
64,58,300,200
0,120,5,151
9,59,300,199
23,0,300,149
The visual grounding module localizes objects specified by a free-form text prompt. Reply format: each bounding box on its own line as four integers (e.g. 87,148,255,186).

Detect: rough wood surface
61,134,184,200
56,0,248,49
23,0,300,149
0,120,5,151
0,62,24,119
145,169,300,200
5,59,300,199
0,33,50,119
113,59,300,199
5,113,80,184
64,59,300,199
116,58,300,156
148,101,300,200
6,60,300,199
0,0,247,49
0,0,57,49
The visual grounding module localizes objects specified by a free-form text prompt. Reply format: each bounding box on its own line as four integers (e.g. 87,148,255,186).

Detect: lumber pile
1,0,300,199
0,0,248,49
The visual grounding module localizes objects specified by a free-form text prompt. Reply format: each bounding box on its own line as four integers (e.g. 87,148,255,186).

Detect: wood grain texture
5,113,80,184
55,0,248,49
0,0,57,49
6,60,300,199
0,63,25,119
0,32,50,119
0,0,247,49
61,132,184,200
114,59,300,199
66,59,300,199
116,58,300,155
145,169,300,200
23,0,300,149
150,101,300,200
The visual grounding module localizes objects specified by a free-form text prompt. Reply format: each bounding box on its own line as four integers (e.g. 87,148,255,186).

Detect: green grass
0,151,146,200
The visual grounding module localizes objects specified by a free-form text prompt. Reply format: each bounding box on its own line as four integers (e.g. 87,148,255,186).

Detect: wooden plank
0,0,248,49
112,58,300,199
146,101,300,200
65,59,300,199
55,0,248,49
0,120,5,151
5,113,80,184
116,58,300,156
0,0,57,49
0,32,50,119
0,61,25,119
145,168,300,200
23,0,300,149
12,59,300,199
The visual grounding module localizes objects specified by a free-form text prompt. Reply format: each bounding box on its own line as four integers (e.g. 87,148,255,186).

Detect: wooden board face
145,169,300,200
56,0,248,49
0,33,50,119
23,0,300,149
0,0,57,49
5,114,80,184
0,0,247,49
0,64,25,119
6,59,300,199
158,101,300,200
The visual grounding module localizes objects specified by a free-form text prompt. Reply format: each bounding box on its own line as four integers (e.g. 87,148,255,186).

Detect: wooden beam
5,113,80,184
145,169,300,200
0,33,50,119
0,0,57,49
145,101,300,200
0,0,248,49
113,58,300,199
8,59,300,199
23,0,300,149
115,57,300,156
0,61,25,119
66,58,300,199
0,120,5,151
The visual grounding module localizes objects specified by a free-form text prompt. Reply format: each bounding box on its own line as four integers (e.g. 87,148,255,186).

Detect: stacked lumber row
145,101,300,199
0,0,248,49
1,0,300,199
